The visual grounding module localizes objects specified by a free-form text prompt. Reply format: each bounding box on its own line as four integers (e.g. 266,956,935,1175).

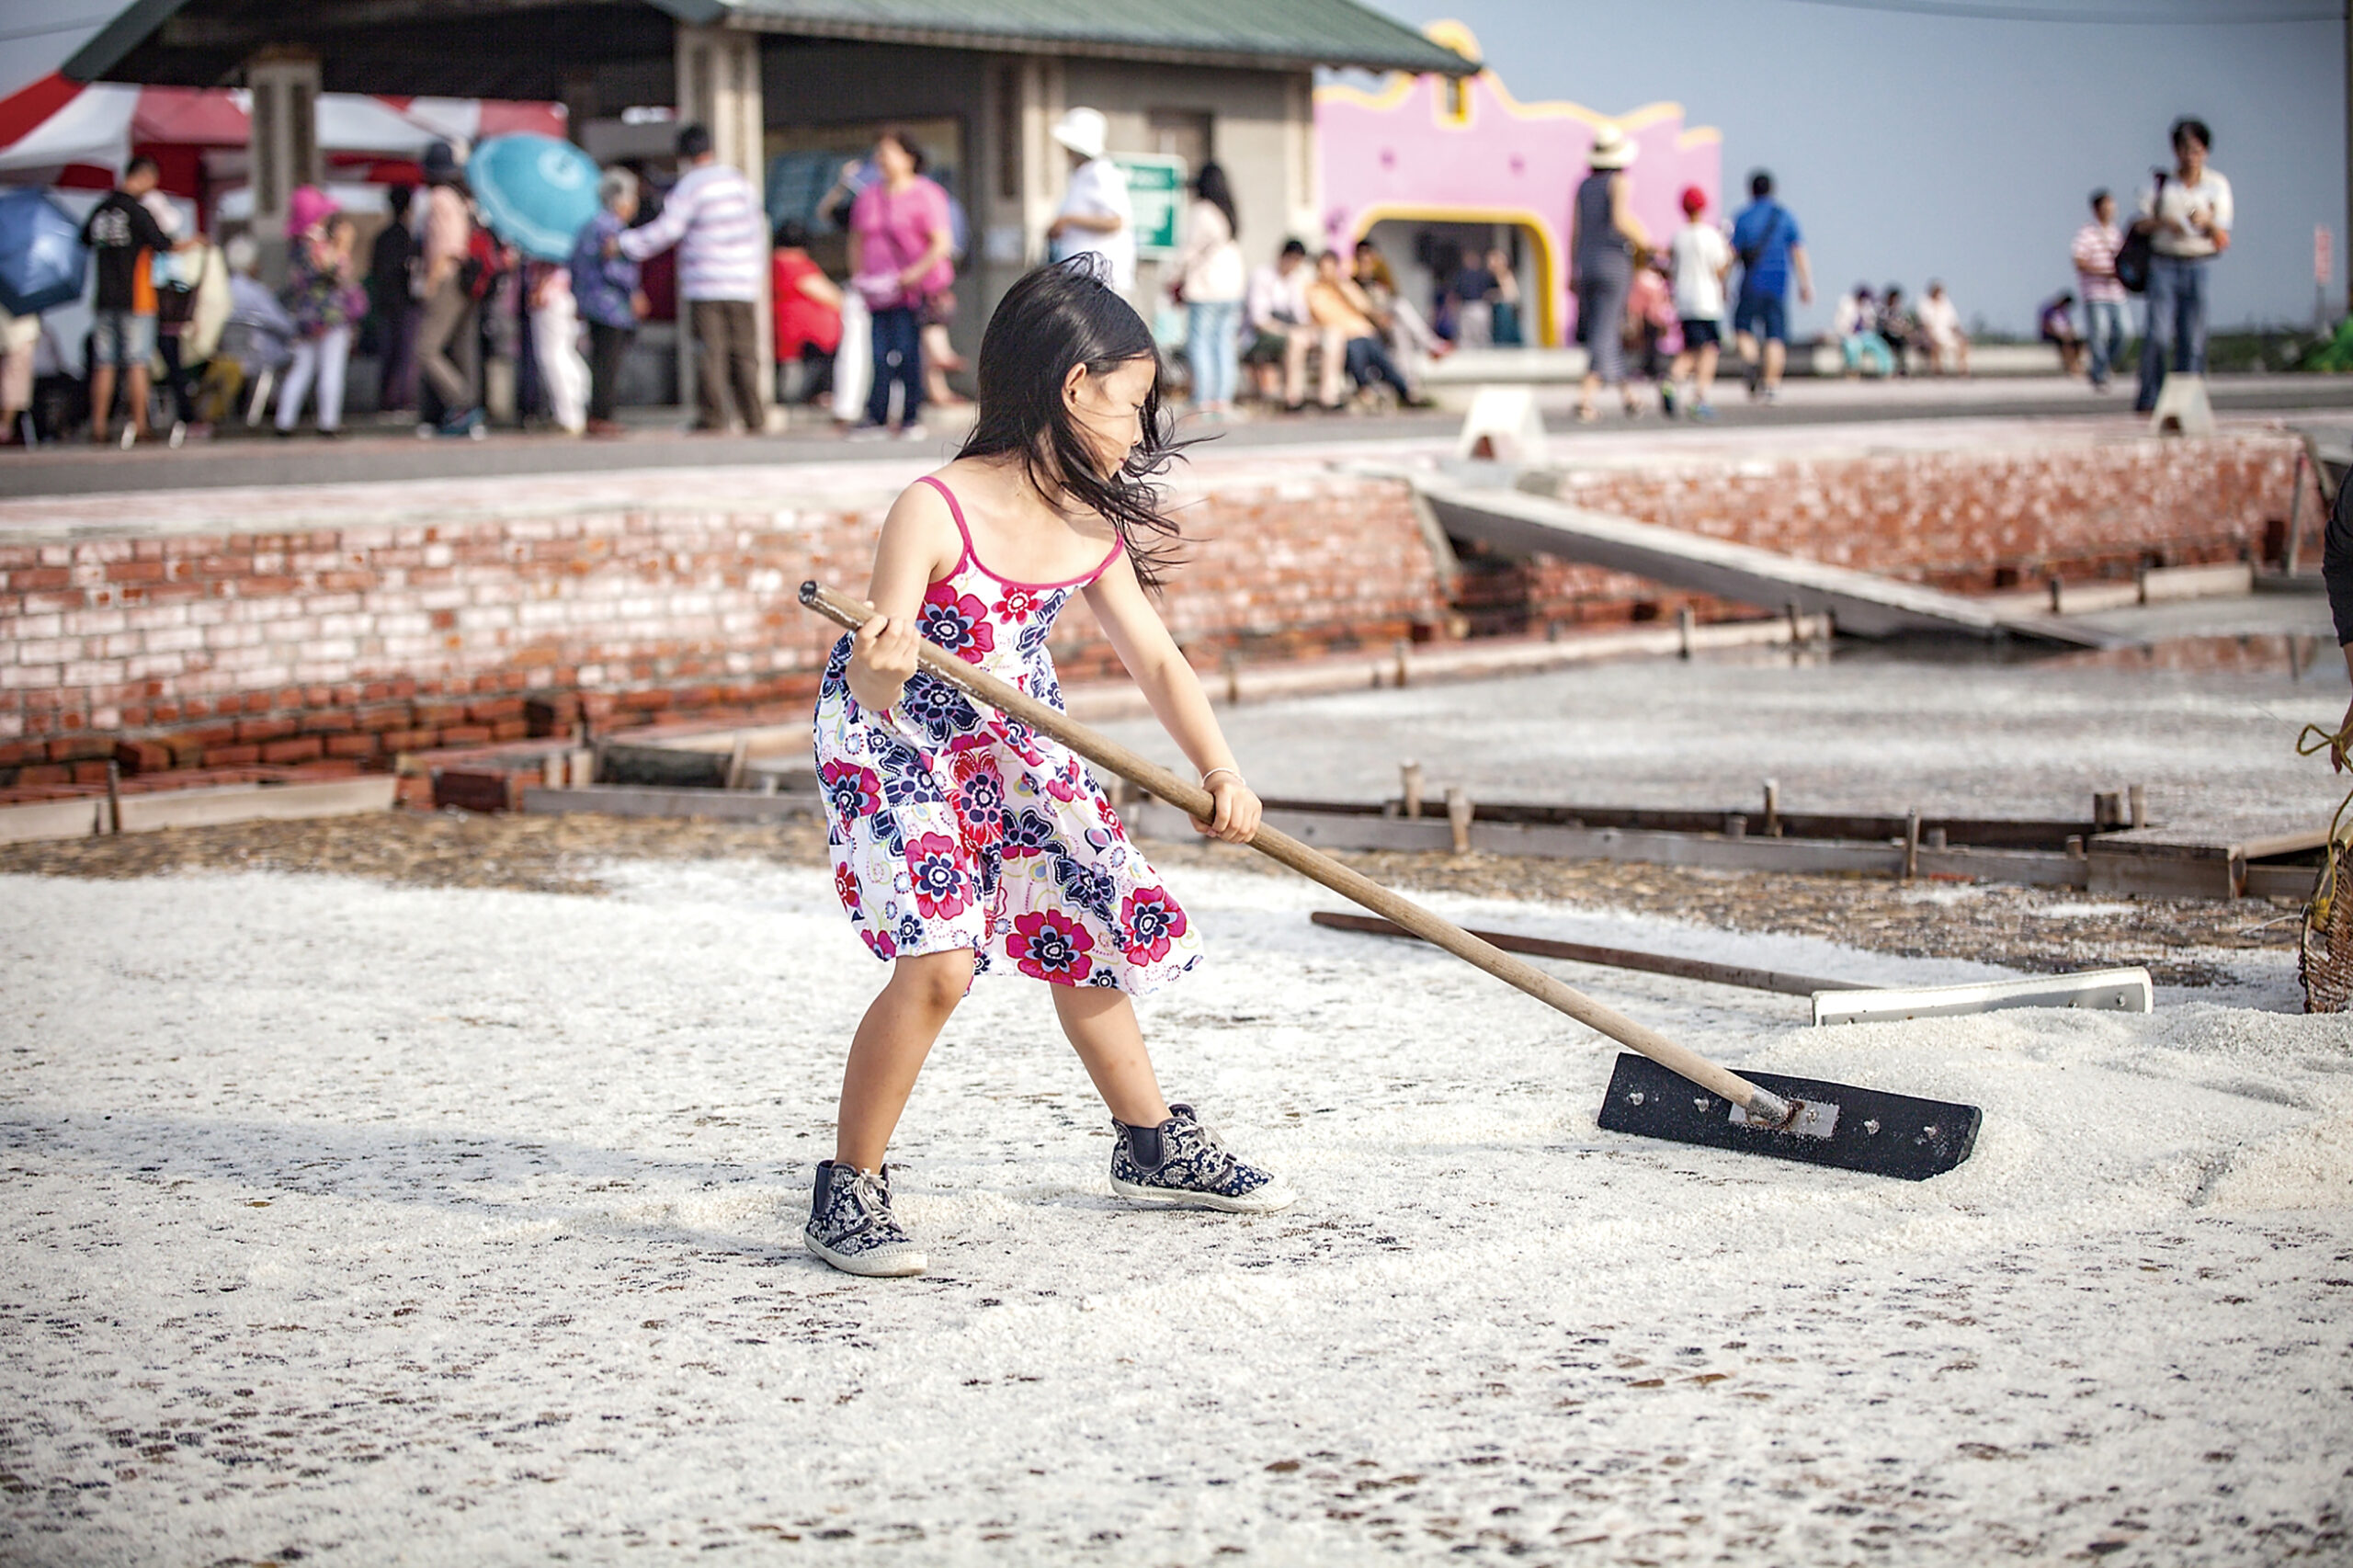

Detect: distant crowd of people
1553,111,2233,422
1830,279,1972,380
1570,145,1970,422
0,106,2242,449
1824,115,2229,410
2046,116,2230,408
1564,137,1826,421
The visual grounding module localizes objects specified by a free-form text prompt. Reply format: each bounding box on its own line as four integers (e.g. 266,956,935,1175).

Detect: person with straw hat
1568,122,1650,422
1045,107,1134,297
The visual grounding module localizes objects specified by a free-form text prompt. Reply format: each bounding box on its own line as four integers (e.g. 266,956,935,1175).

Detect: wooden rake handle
798,581,1790,1121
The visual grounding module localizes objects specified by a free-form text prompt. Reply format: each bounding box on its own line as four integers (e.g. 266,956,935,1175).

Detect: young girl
807,259,1296,1278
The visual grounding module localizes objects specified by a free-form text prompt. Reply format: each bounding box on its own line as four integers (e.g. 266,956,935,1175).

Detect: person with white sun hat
1568,122,1651,421
1045,107,1134,295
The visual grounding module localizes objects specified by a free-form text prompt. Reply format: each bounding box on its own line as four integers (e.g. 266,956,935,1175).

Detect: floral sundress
813,475,1201,994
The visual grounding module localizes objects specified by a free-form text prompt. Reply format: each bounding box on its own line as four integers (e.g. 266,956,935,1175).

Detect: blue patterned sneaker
804,1160,927,1277
1110,1105,1297,1213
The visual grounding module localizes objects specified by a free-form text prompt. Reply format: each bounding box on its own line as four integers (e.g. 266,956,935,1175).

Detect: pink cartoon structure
1316,21,1722,347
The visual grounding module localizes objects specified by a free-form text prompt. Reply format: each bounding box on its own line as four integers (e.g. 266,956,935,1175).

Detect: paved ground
0,404,2336,551
5,373,2349,500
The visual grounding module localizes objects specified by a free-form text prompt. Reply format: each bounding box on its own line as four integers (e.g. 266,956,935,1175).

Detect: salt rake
800,582,1981,1181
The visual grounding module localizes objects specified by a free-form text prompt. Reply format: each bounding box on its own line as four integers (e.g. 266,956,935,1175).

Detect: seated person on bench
210,234,295,421
1305,250,1414,410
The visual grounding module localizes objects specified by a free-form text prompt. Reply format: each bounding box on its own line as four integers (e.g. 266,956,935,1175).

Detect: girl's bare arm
845,482,960,713
1082,554,1261,843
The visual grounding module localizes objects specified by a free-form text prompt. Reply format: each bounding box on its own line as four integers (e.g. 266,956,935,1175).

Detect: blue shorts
1732,291,1787,344
1679,318,1722,349
90,311,157,368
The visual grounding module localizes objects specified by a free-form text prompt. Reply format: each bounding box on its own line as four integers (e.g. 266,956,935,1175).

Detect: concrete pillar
1282,70,1318,245
560,73,598,150
673,22,772,426
1018,55,1065,266
245,49,321,285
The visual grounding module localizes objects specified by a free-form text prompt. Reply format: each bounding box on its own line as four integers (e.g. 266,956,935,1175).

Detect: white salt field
2,854,2347,1564
1,571,2345,1563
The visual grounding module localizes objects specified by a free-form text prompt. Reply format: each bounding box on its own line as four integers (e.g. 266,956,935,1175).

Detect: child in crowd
1665,185,1730,419
2037,290,2085,379
526,259,589,435
807,258,1296,1278
276,194,364,438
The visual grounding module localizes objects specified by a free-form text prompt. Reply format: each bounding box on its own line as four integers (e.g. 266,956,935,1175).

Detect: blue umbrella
0,187,89,316
467,134,602,263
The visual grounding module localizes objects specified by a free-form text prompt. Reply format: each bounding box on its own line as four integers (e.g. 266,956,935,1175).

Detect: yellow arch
1347,202,1565,347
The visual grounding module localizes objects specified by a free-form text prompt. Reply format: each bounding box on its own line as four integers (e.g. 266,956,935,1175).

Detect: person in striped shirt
619,123,767,433
2070,189,2126,391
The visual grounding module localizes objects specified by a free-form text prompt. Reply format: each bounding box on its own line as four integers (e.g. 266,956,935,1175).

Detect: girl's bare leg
1051,984,1170,1128
835,949,976,1170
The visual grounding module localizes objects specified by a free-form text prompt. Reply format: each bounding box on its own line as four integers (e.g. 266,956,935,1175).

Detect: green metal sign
1112,154,1186,258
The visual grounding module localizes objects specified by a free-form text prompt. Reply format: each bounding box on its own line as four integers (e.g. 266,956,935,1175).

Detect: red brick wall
0,471,1445,784
0,434,2315,793
1531,435,2307,600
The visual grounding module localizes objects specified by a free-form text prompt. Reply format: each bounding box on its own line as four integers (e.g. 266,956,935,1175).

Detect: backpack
2113,174,2161,295
461,227,502,301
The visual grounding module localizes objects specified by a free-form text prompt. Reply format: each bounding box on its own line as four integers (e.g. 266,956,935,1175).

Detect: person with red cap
1665,184,1731,419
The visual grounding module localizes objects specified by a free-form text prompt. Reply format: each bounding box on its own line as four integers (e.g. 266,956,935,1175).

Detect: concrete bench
1418,339,2069,384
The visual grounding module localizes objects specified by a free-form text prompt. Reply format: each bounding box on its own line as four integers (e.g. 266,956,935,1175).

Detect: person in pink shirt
847,130,954,437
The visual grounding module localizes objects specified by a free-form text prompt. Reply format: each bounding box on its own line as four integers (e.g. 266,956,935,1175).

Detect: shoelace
1163,1119,1240,1187
834,1168,906,1244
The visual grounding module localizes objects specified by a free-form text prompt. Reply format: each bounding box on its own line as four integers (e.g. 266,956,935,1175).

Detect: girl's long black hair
1195,161,1238,238
957,256,1189,589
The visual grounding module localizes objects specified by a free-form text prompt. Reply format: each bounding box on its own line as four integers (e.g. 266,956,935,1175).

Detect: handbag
852,270,905,311
1736,205,1785,271
2114,174,2161,295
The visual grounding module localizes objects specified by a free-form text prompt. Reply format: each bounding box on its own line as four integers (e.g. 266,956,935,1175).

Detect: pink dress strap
918,472,1127,593
917,473,976,573
1085,535,1125,585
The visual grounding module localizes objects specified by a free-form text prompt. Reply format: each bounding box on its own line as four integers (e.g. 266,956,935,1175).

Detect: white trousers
531,294,589,434
276,324,350,432
832,292,872,425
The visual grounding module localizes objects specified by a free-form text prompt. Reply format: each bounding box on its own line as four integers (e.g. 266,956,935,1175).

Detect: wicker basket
2301,840,2353,1013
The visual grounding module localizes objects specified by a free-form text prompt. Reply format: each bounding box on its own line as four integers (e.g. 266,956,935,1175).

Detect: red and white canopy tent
0,73,563,220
